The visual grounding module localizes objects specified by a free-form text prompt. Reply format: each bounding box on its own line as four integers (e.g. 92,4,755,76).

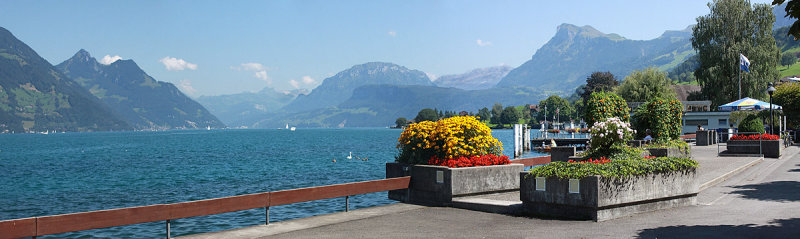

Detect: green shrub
738,114,765,134
527,157,698,179
585,91,629,127
632,97,683,141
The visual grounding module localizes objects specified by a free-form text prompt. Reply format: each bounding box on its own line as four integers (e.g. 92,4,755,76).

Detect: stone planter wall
519,169,698,221
726,140,782,158
387,163,524,206
646,147,690,158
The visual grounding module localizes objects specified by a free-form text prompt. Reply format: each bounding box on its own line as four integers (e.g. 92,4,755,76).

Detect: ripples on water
0,128,543,238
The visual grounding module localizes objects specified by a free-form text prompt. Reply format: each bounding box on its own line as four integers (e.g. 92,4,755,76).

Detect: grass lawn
778,61,800,78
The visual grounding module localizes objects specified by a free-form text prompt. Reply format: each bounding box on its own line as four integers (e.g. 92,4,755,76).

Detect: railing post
265,207,270,225
345,196,350,212
165,219,171,239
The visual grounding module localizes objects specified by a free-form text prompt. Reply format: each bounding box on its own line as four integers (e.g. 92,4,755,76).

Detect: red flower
730,133,779,141
428,154,510,168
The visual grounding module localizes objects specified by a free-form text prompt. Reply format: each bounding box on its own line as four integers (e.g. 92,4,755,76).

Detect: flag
740,53,750,72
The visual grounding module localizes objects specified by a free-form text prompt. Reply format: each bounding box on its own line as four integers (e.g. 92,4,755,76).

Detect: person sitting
643,129,653,141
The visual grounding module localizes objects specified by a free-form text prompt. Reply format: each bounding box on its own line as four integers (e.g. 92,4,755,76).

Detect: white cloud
254,70,270,84
388,31,397,37
301,76,316,85
99,55,123,65
232,63,271,84
178,79,197,96
159,57,198,71
476,39,492,47
289,79,300,89
232,62,266,71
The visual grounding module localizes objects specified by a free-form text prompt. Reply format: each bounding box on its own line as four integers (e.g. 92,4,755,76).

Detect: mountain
252,84,545,128
0,27,131,133
774,2,793,30
433,65,512,90
196,87,302,127
496,23,694,94
283,62,434,112
56,50,224,130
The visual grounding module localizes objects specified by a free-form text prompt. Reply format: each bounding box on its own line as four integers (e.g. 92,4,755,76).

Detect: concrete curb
177,203,425,239
699,157,763,191
451,197,522,216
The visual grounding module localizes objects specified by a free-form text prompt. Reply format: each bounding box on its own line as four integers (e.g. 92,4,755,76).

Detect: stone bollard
696,130,712,146
551,146,577,162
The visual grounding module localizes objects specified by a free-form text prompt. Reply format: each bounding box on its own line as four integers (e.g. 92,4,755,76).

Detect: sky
0,0,777,97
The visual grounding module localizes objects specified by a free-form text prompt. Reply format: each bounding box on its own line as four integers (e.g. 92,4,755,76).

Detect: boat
347,152,352,159
290,127,296,131
533,146,551,153
207,126,211,131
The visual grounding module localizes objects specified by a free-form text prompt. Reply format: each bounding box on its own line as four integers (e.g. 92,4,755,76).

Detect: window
718,119,728,127
685,119,708,126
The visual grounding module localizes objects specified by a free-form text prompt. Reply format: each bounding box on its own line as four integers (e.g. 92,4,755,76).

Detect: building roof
672,85,701,101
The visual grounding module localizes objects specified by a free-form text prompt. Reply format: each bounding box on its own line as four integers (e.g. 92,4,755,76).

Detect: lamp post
768,82,776,135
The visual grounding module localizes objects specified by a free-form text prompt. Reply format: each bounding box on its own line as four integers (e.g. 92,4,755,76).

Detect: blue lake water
0,128,544,238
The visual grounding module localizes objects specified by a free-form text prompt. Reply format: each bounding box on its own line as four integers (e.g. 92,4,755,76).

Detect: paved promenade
182,144,800,239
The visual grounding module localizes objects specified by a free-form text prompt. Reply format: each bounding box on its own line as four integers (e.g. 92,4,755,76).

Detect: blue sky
0,0,775,97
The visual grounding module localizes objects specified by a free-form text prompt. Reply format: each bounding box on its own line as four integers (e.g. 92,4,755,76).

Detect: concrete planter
387,162,524,206
519,169,698,221
646,147,689,158
726,140,781,158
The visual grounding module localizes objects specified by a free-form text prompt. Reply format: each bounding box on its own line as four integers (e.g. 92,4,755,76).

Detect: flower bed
428,154,509,168
726,139,782,158
520,117,698,221
729,133,779,141
396,116,504,166
390,116,520,206
521,156,698,221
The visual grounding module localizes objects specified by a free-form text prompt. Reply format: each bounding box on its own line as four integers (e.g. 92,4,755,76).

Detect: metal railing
0,156,553,239
510,155,551,167
0,176,411,239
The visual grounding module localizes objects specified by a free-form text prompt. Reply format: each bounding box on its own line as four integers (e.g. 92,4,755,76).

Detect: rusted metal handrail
0,176,410,239
510,155,551,167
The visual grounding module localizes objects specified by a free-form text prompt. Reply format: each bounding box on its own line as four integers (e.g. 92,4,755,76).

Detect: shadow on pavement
637,218,800,238
790,164,800,172
729,181,800,202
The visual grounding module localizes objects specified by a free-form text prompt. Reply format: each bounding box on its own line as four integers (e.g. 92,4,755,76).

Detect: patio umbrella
717,97,782,111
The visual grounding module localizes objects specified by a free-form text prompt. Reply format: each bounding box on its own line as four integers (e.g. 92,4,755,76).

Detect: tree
395,117,408,127
537,95,574,123
616,67,678,103
585,91,630,127
490,103,503,125
693,0,780,107
773,0,800,39
415,108,439,122
581,71,619,102
500,106,520,128
773,82,800,128
781,52,797,68
477,107,491,122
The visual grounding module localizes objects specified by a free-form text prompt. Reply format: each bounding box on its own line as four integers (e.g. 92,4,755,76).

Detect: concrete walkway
180,144,800,239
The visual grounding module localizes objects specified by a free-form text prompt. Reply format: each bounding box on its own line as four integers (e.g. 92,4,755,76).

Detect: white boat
285,123,289,129
290,127,296,131
207,126,211,130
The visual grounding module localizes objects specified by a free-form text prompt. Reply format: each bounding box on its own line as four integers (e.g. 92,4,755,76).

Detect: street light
768,82,776,135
